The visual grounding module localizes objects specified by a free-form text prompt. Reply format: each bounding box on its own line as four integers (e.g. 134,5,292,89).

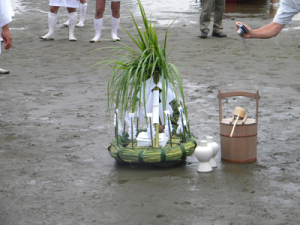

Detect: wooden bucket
218,90,260,163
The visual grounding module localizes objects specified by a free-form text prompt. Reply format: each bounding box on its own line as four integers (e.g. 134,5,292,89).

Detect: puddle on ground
224,0,278,17
131,0,281,25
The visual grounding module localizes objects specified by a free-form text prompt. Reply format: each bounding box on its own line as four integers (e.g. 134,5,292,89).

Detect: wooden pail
217,90,260,163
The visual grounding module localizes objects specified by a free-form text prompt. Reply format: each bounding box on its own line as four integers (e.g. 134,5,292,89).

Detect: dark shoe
212,32,227,38
199,31,207,38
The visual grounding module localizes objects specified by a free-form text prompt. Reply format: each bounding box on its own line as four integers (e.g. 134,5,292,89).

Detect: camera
236,24,249,36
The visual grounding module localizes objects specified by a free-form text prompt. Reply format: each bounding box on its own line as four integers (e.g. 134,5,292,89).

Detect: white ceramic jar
206,136,219,168
194,140,213,172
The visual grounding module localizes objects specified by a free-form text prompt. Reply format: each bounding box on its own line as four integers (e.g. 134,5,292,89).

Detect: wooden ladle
230,107,246,137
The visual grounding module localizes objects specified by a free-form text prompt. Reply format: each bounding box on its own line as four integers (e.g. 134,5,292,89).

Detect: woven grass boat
108,132,197,166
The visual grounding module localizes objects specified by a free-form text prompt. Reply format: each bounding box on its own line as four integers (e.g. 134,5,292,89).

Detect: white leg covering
69,12,77,41
63,19,70,27
76,3,87,27
90,18,103,43
40,12,57,40
111,17,120,41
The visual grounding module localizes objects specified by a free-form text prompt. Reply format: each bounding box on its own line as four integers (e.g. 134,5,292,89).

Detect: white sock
69,12,77,41
79,3,87,24
41,12,57,39
90,18,103,42
69,12,77,30
49,12,57,28
63,19,70,26
111,17,120,41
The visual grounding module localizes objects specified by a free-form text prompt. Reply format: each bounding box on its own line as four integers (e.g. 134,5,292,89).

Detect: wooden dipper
230,107,246,137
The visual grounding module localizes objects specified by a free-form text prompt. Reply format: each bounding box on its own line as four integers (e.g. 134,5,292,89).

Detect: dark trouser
200,0,225,33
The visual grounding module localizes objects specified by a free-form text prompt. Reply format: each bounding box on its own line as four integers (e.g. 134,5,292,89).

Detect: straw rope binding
108,134,197,164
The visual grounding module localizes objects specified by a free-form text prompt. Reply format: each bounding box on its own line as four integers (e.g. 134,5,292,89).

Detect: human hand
235,22,252,38
1,24,12,50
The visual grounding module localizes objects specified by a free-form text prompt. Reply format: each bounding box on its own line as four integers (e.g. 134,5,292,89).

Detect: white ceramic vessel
207,136,219,168
194,140,213,172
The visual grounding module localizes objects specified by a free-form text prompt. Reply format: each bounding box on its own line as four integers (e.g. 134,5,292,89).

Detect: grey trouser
200,0,225,33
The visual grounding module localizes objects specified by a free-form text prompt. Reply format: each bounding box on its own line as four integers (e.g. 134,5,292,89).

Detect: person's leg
111,1,121,41
40,6,59,40
200,0,214,36
212,0,227,36
50,6,59,14
64,0,86,27
67,7,77,41
90,0,106,42
77,0,88,27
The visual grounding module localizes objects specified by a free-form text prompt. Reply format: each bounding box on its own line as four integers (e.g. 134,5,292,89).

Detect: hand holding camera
235,22,251,54
237,24,249,36
235,22,252,38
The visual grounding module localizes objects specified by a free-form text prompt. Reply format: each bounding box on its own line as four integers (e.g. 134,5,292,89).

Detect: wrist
2,24,9,32
248,30,255,38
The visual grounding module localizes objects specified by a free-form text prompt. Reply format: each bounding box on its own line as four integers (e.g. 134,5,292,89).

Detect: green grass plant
96,0,188,121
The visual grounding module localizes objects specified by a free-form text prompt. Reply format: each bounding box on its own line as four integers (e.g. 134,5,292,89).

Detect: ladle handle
241,115,247,125
230,116,235,125
230,115,239,137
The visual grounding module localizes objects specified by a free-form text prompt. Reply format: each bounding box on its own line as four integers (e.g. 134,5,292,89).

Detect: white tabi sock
63,19,70,27
68,12,77,41
111,17,120,41
40,12,57,40
0,68,10,74
77,3,87,27
90,18,103,43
